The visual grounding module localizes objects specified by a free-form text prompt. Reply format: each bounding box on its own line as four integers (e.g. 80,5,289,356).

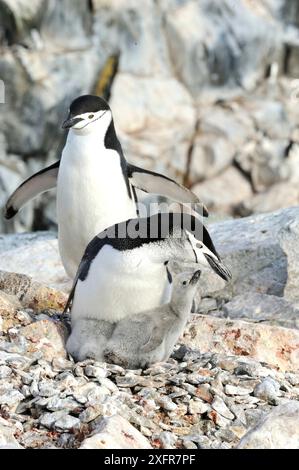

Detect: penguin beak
190,270,201,285
62,116,83,129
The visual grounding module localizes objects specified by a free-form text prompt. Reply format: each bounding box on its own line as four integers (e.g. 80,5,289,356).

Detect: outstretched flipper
4,161,60,219
127,163,208,217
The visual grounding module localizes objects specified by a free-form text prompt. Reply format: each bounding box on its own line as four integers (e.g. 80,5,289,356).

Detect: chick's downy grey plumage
103,262,201,369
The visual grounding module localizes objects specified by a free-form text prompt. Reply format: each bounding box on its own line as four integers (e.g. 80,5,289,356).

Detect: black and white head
167,260,201,289
62,95,112,134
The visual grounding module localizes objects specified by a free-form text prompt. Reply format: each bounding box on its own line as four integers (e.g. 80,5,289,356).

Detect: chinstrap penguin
65,212,231,362
103,261,202,369
4,95,208,278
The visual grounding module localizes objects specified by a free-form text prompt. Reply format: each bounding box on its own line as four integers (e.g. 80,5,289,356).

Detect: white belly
71,245,171,323
57,140,137,278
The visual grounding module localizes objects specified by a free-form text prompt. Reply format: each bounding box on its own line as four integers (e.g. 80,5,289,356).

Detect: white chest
56,134,137,277
71,245,172,323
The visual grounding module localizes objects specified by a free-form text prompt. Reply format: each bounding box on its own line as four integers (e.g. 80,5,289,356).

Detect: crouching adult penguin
4,95,208,278
64,212,231,362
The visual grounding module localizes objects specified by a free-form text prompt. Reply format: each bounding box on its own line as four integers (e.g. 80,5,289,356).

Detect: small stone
80,415,152,449
207,410,230,428
84,365,108,379
188,399,210,415
285,373,299,386
54,415,81,432
238,402,299,449
211,396,234,420
19,320,68,362
234,363,257,377
216,359,238,373
39,411,68,429
0,365,12,378
196,384,213,403
215,427,236,443
225,385,253,396
46,396,81,412
0,418,23,448
115,375,140,388
182,383,197,396
38,381,58,397
230,425,247,440
182,440,198,449
0,385,24,409
245,409,267,428
253,376,280,403
156,396,177,412
52,357,74,371
78,407,99,424
152,431,177,449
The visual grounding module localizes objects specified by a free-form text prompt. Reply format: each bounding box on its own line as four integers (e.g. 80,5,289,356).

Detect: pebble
253,376,280,403
54,415,81,431
153,431,177,449
234,363,257,377
156,396,177,412
188,399,210,415
0,365,12,378
211,396,234,420
224,385,254,396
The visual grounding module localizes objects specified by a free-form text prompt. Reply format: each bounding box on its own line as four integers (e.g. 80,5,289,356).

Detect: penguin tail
204,253,232,282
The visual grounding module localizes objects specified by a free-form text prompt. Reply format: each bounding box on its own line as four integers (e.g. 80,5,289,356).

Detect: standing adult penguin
4,95,208,278
65,212,231,361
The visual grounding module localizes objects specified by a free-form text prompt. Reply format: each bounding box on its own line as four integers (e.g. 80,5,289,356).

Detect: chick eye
182,281,187,286
88,114,94,119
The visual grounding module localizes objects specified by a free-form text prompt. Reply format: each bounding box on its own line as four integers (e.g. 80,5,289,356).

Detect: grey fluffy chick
103,261,201,369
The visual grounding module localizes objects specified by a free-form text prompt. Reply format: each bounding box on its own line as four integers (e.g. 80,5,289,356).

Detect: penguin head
62,95,111,132
167,260,201,288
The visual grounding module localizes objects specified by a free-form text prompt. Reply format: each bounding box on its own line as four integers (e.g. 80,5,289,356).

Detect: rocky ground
0,206,299,449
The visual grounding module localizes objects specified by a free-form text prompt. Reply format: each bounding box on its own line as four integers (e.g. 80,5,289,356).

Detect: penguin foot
103,348,129,368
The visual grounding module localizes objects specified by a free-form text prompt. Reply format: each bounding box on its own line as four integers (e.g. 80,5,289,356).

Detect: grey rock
225,385,253,396
39,411,68,429
211,396,234,420
54,415,80,432
234,363,258,377
80,415,152,449
253,377,280,403
188,399,210,415
0,385,24,408
200,207,299,301
164,0,282,96
192,167,252,215
0,418,22,448
153,431,177,449
238,401,299,449
222,293,299,328
46,396,81,413
0,232,69,291
238,182,299,217
156,396,177,412
0,365,12,378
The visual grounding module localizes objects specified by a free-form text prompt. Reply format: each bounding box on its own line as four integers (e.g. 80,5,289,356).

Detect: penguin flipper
4,161,60,219
141,326,165,353
127,163,208,217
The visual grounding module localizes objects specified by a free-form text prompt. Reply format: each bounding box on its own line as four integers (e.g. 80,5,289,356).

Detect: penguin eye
88,114,94,119
182,281,187,286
